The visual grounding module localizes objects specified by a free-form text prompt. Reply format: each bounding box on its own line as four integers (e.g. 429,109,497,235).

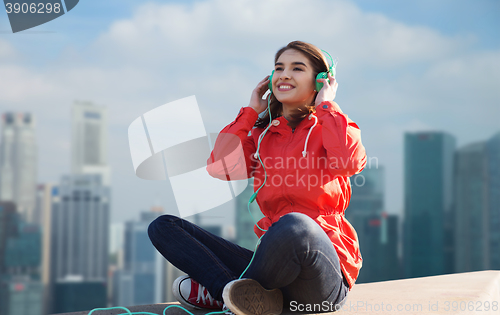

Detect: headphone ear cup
268,70,274,92
315,72,329,92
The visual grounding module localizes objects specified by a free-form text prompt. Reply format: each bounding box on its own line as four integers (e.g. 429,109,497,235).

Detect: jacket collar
268,112,317,135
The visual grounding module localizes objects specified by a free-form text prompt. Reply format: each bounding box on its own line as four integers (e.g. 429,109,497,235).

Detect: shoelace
222,304,235,315
196,283,221,307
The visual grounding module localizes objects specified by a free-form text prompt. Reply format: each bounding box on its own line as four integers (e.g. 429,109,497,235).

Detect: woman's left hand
315,72,338,107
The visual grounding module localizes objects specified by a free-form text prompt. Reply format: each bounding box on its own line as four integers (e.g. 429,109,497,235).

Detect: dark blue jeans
148,212,349,312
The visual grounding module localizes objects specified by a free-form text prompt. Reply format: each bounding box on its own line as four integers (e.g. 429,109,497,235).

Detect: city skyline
1,114,498,312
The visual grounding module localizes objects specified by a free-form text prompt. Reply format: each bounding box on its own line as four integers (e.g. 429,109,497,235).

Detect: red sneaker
173,275,224,310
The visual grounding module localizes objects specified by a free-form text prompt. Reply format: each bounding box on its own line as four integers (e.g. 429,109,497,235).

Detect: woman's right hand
248,76,271,115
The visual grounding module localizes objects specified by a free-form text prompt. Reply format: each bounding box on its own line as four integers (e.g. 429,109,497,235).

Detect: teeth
280,85,293,90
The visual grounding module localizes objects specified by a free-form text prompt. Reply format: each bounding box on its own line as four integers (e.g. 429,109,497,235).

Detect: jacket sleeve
315,101,367,177
206,106,260,181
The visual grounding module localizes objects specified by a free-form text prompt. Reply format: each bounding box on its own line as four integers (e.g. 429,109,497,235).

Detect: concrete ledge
339,270,500,315
54,271,500,315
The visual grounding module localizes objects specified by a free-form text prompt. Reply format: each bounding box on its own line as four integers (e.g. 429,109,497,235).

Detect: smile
277,84,294,91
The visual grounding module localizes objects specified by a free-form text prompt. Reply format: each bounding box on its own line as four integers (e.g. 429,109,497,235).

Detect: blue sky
1,0,499,222
356,0,499,48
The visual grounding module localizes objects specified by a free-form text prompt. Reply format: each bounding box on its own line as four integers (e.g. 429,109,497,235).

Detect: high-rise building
348,166,384,216
46,101,111,312
0,201,18,275
404,132,456,278
35,183,57,315
0,276,43,315
0,202,43,315
52,279,106,314
486,132,500,269
454,142,488,272
114,209,163,306
454,132,500,272
3,223,41,276
49,174,110,312
71,101,110,185
346,167,400,283
0,113,37,222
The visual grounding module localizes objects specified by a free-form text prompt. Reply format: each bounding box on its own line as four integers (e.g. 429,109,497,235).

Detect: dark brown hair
254,41,330,129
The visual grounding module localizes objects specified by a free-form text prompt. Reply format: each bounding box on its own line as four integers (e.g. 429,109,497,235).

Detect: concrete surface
337,270,500,315
53,270,500,315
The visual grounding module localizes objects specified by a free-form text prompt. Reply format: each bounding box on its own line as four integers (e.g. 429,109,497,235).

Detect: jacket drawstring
302,114,318,157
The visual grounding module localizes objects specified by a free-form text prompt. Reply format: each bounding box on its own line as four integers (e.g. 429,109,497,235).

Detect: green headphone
268,49,336,93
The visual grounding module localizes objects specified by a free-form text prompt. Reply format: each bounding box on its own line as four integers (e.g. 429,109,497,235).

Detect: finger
316,78,329,90
316,78,328,85
327,73,336,83
259,78,270,87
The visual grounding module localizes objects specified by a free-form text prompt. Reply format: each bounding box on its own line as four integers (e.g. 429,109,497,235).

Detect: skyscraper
50,174,110,312
36,183,57,315
71,101,110,185
348,166,384,216
486,133,500,269
0,113,37,222
0,202,19,275
454,132,500,272
346,166,400,283
47,101,112,312
454,142,488,272
0,276,43,315
404,132,456,278
0,202,43,315
51,174,110,281
114,208,163,306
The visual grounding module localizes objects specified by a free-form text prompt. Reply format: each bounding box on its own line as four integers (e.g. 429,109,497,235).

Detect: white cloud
0,39,16,60
86,0,469,71
424,50,500,101
0,65,61,103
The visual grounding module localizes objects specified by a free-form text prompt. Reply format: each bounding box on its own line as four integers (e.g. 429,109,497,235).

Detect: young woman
148,41,366,315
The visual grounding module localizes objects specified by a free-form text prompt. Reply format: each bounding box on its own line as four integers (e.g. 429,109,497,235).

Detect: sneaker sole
222,279,283,315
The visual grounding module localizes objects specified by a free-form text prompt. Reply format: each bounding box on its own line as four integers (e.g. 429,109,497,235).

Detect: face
272,49,316,108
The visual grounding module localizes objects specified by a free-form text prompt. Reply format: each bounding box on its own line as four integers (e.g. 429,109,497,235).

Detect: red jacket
206,100,367,289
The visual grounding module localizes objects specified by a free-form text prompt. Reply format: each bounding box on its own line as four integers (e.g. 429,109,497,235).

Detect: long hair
254,41,330,129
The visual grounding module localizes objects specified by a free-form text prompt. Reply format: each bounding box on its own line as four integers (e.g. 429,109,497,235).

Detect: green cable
88,306,157,314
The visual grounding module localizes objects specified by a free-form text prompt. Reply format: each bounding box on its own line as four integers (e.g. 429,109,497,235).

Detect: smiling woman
148,40,366,315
